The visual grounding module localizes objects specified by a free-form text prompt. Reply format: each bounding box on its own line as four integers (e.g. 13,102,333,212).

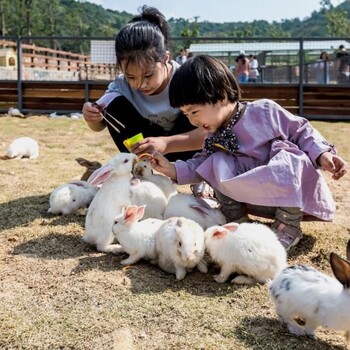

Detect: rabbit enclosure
0,114,350,350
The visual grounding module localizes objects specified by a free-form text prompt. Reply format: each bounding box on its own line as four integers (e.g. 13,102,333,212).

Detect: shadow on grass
11,232,93,259
0,194,86,231
235,316,344,350
288,233,317,259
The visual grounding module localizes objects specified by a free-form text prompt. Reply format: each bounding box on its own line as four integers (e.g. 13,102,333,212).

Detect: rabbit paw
231,275,256,285
213,274,228,283
175,266,187,280
197,260,208,274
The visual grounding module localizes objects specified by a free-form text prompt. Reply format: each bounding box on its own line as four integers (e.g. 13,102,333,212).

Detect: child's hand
131,137,168,155
146,152,177,180
82,102,104,124
317,152,347,180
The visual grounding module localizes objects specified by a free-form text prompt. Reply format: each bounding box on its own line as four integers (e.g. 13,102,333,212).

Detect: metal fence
1,36,349,84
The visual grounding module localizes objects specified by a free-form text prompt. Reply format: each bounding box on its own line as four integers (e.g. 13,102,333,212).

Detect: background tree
320,0,350,36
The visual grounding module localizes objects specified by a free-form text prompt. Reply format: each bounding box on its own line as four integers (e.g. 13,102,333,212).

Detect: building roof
189,40,350,55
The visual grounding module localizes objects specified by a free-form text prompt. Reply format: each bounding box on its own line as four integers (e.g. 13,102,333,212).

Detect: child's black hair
169,55,241,108
115,5,169,70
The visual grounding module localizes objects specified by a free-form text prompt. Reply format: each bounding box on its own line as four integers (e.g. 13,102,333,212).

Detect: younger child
149,55,347,251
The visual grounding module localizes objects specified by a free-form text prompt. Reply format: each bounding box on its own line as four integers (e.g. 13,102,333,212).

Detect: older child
149,55,347,251
82,6,206,162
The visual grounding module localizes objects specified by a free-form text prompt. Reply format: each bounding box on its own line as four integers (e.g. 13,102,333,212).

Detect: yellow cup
123,133,144,151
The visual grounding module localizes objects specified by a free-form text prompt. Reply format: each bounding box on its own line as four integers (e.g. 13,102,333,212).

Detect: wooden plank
303,107,350,116
23,101,82,110
303,100,350,108
23,89,85,98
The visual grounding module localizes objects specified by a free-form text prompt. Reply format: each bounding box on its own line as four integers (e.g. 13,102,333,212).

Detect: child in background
149,55,347,251
82,6,206,162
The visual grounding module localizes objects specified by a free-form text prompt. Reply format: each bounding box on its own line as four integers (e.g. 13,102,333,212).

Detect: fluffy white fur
129,178,167,219
205,222,287,284
112,205,164,265
164,193,226,230
269,240,350,340
82,153,137,254
48,181,98,215
155,217,208,280
6,137,39,159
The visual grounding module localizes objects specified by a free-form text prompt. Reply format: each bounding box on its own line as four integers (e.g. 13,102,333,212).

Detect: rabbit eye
72,198,76,202
178,241,182,247
123,159,128,163
143,165,147,168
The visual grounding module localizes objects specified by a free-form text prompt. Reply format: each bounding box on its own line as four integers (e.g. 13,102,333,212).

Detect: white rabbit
48,180,98,215
82,153,137,254
269,240,350,341
204,222,287,284
155,217,208,280
6,137,39,159
129,178,167,219
133,160,177,199
112,205,164,265
164,193,226,229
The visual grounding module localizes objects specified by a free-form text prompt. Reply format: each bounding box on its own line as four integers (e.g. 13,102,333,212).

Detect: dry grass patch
0,115,349,350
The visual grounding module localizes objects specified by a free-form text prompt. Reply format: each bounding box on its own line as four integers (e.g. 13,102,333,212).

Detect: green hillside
0,0,349,38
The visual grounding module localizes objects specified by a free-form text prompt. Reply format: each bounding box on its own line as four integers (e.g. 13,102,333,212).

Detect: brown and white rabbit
112,205,164,265
269,240,350,341
75,157,102,181
6,137,39,159
205,222,287,284
155,217,207,280
82,153,137,254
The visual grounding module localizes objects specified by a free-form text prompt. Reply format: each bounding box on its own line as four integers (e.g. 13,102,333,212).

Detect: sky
87,0,341,23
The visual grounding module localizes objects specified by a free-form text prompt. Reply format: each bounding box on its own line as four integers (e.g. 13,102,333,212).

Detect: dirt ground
0,115,349,350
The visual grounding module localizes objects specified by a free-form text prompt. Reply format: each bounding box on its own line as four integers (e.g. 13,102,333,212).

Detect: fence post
16,36,23,112
298,38,304,117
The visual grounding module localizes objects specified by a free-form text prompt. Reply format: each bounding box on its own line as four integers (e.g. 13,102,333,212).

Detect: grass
0,115,349,350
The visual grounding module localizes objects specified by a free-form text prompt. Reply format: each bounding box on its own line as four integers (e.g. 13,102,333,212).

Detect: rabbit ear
223,223,240,231
190,204,210,217
124,205,139,222
75,157,91,167
330,252,350,288
211,226,229,239
87,164,113,185
346,240,350,261
135,205,146,221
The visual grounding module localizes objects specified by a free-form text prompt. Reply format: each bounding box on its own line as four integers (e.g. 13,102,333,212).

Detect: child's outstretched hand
317,152,347,180
142,152,177,180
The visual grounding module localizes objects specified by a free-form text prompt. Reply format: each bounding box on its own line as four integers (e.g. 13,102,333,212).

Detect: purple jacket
174,99,336,221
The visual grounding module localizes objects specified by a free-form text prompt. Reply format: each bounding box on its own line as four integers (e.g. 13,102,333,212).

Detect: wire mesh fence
0,36,349,84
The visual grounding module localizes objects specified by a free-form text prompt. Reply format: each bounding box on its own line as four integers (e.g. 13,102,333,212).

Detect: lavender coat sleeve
174,99,337,221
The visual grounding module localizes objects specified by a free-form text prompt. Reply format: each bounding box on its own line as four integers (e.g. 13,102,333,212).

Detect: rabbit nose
135,167,143,176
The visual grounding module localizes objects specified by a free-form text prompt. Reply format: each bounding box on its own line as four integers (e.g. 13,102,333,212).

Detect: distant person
235,50,249,83
176,47,189,65
313,51,333,84
248,54,259,83
149,55,347,251
335,45,350,84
